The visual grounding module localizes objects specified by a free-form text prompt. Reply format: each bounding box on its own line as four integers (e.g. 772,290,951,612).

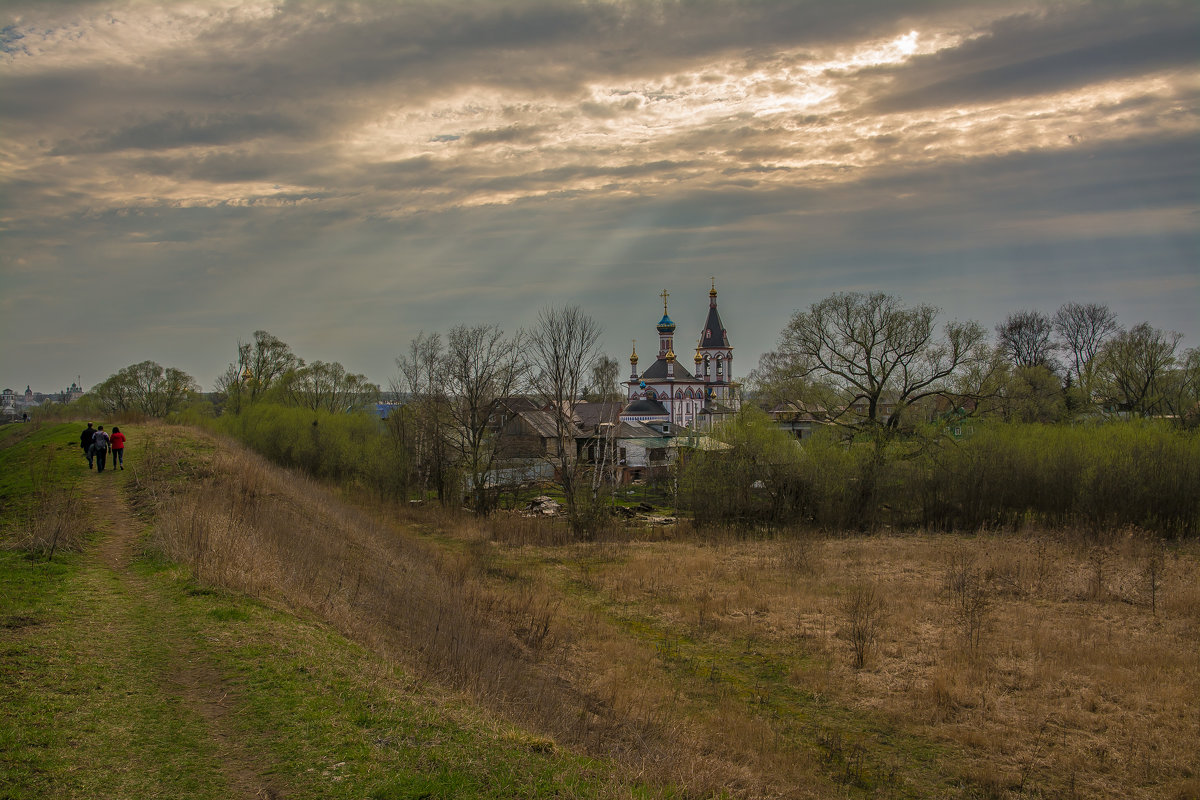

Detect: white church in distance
620,280,739,429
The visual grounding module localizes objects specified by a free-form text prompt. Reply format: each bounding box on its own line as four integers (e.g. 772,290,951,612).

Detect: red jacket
110,431,126,450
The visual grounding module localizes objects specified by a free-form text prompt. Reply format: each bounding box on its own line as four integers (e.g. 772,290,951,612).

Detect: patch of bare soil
85,474,284,800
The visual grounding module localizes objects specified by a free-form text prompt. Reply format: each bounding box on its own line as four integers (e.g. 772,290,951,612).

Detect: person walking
80,422,96,469
93,425,111,473
110,427,126,470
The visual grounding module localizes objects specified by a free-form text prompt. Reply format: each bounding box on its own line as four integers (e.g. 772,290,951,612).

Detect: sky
2,0,1197,394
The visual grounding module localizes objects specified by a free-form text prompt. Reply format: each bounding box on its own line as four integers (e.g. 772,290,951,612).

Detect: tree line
752,294,1197,429
46,291,1199,537
195,310,611,533
694,292,1198,536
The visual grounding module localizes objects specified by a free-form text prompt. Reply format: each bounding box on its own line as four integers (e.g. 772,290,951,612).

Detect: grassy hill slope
4,421,1197,799
0,422,672,799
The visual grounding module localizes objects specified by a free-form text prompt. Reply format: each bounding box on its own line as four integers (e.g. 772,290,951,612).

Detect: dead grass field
134,424,1200,799
496,529,1200,799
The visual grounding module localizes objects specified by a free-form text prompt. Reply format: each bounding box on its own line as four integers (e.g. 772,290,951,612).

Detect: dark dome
656,313,676,334
622,398,669,417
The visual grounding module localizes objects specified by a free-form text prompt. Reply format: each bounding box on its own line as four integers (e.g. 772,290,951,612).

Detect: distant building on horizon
1,380,87,416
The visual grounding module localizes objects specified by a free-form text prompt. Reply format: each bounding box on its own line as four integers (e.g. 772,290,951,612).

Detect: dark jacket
81,427,95,450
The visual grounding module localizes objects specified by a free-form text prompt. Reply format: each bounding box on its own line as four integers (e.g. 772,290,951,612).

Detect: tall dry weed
17,487,87,560
838,582,886,669
943,551,993,654
13,451,89,559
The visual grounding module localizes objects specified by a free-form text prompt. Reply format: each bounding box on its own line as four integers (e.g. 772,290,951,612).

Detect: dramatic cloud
0,0,1196,393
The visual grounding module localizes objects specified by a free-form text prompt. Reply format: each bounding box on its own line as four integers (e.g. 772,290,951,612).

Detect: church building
620,281,738,429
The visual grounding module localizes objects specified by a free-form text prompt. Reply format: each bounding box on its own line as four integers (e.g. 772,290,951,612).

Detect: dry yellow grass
523,530,1200,799
132,424,1200,799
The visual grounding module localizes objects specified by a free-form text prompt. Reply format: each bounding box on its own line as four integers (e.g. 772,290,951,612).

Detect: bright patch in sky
1,1,1196,391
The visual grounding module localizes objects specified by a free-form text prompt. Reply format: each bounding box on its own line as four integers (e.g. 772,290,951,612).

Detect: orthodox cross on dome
660,288,670,313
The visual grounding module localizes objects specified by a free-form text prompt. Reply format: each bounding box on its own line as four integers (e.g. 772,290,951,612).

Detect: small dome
656,314,676,334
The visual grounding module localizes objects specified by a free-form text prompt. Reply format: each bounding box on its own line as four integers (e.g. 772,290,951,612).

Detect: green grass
169,581,650,799
0,422,88,532
0,426,678,800
0,550,228,799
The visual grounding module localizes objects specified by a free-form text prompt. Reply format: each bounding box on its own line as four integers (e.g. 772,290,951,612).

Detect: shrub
917,422,1200,537
839,582,886,669
211,403,412,500
682,418,1198,537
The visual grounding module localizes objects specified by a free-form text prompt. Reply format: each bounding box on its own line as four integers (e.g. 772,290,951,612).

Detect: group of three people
79,422,126,472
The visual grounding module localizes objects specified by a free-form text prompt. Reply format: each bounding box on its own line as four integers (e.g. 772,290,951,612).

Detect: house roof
617,420,662,438
575,419,666,441
698,399,737,416
498,396,541,414
509,408,581,438
769,401,828,420
621,397,669,417
573,401,624,430
638,357,696,381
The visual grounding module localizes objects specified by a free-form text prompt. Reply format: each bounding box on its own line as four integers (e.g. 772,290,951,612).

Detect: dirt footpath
83,473,283,800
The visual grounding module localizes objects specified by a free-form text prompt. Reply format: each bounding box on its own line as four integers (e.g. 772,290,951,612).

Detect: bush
680,407,809,528
681,417,1199,537
211,403,412,500
917,422,1200,537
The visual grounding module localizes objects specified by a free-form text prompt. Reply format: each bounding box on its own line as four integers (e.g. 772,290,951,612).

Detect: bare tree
1094,322,1183,415
585,355,622,402
284,360,379,413
1163,347,1200,425
395,332,456,505
1053,302,1119,388
757,293,991,528
769,292,988,431
995,309,1056,369
527,306,603,534
215,330,303,413
442,324,527,515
